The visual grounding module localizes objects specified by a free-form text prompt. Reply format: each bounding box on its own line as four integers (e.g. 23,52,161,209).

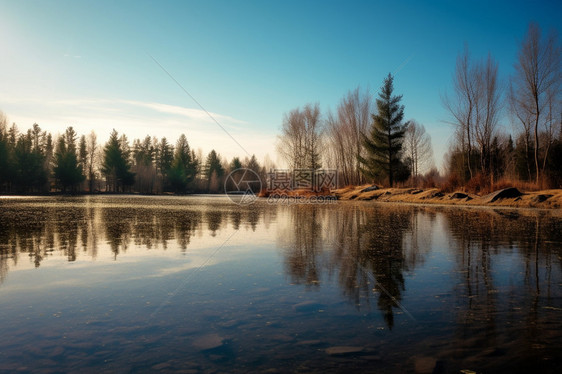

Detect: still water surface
0,196,561,373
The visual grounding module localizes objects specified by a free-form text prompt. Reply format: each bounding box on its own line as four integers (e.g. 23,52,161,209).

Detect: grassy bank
333,185,562,210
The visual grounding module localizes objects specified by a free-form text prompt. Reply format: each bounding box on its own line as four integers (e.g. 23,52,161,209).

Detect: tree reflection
279,204,428,329
103,208,133,259
206,210,223,236
0,207,50,269
175,211,202,250
358,207,413,328
279,206,324,288
444,208,562,371
0,198,274,283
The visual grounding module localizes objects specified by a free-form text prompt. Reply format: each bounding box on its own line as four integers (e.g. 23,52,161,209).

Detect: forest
0,118,269,194
0,23,561,195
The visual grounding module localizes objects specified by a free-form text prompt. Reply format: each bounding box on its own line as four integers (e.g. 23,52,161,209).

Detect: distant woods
0,113,269,194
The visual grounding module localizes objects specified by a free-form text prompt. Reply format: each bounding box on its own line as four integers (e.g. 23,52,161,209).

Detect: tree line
0,114,269,194
278,22,561,190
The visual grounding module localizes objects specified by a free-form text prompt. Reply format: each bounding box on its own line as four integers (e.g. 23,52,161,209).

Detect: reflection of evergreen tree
206,211,223,236
103,208,133,258
280,204,423,329
56,209,79,261
247,208,260,231
230,211,242,230
175,211,202,250
359,208,412,329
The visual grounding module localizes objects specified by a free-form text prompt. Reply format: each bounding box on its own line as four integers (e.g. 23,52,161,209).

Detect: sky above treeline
1,0,560,170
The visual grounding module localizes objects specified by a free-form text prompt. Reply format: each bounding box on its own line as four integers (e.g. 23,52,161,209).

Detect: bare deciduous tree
511,23,562,184
541,90,562,173
442,46,476,180
325,87,371,185
473,54,502,176
404,120,434,185
277,103,323,170
508,82,534,180
443,47,503,180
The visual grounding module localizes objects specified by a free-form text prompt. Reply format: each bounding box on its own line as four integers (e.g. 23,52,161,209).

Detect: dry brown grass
259,187,336,198
492,178,541,192
332,184,562,210
440,174,462,193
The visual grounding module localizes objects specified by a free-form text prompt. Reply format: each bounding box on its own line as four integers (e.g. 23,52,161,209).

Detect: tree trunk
534,106,540,185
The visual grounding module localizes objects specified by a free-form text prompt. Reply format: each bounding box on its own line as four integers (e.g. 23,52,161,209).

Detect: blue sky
1,0,560,169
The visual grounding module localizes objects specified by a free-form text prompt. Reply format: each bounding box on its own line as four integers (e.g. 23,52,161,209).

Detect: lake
0,196,561,373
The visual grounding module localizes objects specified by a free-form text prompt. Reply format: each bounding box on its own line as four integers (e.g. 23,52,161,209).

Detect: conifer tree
168,134,197,192
101,129,135,192
359,74,409,186
53,127,84,192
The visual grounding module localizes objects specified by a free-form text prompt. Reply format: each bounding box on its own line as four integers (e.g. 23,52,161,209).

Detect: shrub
440,173,462,193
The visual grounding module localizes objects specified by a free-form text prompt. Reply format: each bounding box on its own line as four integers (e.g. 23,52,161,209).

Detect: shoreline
333,185,562,210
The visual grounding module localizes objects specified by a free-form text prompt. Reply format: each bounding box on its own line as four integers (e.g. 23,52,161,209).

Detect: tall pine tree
52,127,85,192
168,134,198,193
359,74,409,186
101,129,135,192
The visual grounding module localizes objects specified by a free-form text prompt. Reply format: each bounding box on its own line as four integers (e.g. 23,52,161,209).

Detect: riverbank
333,185,562,210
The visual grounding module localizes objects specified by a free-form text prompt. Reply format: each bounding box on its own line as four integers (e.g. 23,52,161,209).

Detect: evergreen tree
78,135,88,173
132,135,156,193
53,127,85,192
156,137,174,188
359,74,409,186
204,150,225,192
14,130,48,192
229,157,242,171
243,154,263,192
101,129,135,192
204,150,224,179
244,154,260,173
168,134,197,193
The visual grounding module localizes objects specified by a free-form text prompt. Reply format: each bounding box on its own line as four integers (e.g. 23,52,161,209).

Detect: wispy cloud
2,96,247,128
0,95,276,161
119,99,247,126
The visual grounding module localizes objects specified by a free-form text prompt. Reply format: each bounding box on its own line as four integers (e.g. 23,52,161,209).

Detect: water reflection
279,205,435,328
444,209,562,371
0,197,561,372
0,197,275,278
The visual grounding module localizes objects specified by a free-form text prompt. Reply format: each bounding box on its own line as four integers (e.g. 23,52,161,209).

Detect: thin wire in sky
370,52,416,101
393,52,416,76
147,52,251,157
